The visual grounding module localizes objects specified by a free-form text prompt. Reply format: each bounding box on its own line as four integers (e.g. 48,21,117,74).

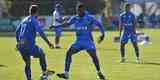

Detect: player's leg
33,46,55,78
55,27,62,48
132,42,140,63
131,35,140,63
120,33,128,63
19,49,32,80
87,50,107,80
57,48,80,79
120,43,126,63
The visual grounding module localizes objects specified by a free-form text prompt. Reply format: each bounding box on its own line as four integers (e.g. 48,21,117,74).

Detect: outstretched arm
93,20,105,43
119,19,123,37
15,25,21,42
34,20,54,48
50,16,75,29
133,16,137,33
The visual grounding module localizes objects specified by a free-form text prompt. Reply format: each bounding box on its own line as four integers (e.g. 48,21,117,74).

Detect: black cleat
57,73,69,79
97,72,107,80
55,46,61,49
55,45,61,49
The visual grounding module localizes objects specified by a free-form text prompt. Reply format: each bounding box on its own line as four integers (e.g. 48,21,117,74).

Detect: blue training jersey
16,16,48,46
120,11,136,33
67,14,105,42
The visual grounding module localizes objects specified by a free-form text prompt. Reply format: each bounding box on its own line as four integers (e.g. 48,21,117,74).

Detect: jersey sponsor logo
123,23,133,26
76,26,88,30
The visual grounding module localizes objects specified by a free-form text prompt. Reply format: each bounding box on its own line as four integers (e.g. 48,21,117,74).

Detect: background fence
0,0,160,32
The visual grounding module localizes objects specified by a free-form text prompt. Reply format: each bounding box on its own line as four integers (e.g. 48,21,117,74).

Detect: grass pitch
0,29,160,80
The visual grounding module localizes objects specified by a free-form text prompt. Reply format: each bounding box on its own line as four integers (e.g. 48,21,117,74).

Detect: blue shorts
70,41,96,51
16,44,44,57
120,32,137,44
54,27,62,37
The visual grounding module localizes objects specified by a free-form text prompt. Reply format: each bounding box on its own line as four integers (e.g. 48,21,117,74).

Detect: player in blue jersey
16,5,54,80
51,3,64,48
55,4,107,80
119,4,140,63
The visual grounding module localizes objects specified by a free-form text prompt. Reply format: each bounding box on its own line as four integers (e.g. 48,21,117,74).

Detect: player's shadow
0,64,8,68
141,62,160,66
127,61,160,66
52,48,119,51
125,61,160,66
97,48,119,51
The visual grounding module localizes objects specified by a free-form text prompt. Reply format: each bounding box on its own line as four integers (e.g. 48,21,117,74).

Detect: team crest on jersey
128,15,131,19
85,20,92,27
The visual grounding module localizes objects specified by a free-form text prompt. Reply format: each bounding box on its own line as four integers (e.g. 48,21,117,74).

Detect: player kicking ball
55,4,107,80
16,5,55,80
119,4,140,64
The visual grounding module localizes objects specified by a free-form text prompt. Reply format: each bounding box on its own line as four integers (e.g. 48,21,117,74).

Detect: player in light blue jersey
55,4,107,80
51,3,64,48
16,5,54,80
119,4,140,63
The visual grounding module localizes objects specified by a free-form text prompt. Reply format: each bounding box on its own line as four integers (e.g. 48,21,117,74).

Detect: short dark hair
78,4,85,9
29,5,39,15
125,3,131,8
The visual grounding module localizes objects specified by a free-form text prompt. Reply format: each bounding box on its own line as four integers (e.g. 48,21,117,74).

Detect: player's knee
87,50,97,58
134,46,139,51
66,49,77,56
132,43,138,48
120,44,125,48
38,48,45,57
38,53,45,59
66,51,72,57
87,50,96,54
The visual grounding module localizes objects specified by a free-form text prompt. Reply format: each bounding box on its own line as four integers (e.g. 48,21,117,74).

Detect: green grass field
0,29,160,80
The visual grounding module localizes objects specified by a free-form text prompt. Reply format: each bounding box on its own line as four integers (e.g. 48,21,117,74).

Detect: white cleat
136,58,141,64
120,58,126,63
40,70,55,80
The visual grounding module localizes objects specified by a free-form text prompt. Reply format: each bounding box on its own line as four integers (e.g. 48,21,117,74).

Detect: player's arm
56,10,66,23
133,15,137,33
15,25,21,42
51,12,54,26
34,20,54,48
119,16,123,37
51,11,64,27
50,16,74,29
55,17,64,23
92,19,105,43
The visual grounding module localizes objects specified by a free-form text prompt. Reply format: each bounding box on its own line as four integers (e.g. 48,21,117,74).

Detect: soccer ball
40,75,48,80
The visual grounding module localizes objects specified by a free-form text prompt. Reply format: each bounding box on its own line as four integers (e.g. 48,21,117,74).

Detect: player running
16,5,54,80
55,4,107,80
119,4,140,63
51,3,64,48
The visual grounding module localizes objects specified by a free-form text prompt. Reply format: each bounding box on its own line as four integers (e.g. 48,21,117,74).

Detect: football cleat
97,72,107,80
57,73,69,79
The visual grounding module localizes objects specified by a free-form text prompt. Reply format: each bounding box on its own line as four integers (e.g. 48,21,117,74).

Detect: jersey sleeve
33,19,50,44
132,13,137,29
92,17,105,34
66,16,76,25
54,11,63,23
15,24,21,42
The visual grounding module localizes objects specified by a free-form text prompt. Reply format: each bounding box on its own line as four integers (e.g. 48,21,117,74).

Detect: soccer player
119,4,140,63
51,3,64,48
56,4,107,80
16,5,54,80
